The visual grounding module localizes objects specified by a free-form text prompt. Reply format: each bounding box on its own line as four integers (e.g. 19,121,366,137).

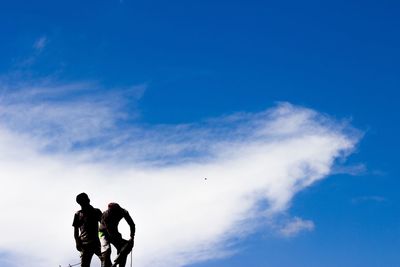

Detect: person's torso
99,209,126,238
76,207,102,243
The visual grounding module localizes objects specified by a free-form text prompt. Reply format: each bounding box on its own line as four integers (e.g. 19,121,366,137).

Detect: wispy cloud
0,79,361,267
332,163,367,176
0,80,146,153
11,35,49,68
33,36,48,51
278,217,315,237
352,196,387,204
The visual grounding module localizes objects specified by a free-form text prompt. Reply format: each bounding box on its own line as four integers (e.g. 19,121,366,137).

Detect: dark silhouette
99,203,135,267
73,193,103,267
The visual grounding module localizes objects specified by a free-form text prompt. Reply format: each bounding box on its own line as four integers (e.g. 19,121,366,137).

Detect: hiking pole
58,262,80,267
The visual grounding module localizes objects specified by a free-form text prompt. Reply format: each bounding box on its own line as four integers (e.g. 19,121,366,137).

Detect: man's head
76,192,90,206
108,202,122,211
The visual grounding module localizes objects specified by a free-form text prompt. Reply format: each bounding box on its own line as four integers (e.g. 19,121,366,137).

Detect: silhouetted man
99,203,135,267
73,193,103,267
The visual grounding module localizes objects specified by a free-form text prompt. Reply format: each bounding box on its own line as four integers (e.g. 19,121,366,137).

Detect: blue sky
0,1,399,267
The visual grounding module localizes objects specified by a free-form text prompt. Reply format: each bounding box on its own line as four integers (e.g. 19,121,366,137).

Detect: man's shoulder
94,208,102,217
122,208,131,217
102,209,109,216
75,207,101,216
94,207,102,213
74,210,83,216
72,210,83,227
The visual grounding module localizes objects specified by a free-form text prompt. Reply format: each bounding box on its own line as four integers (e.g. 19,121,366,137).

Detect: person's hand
76,241,82,252
129,237,134,248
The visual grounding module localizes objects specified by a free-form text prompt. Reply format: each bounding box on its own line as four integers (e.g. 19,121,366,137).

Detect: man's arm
124,211,136,239
74,226,82,251
72,213,82,252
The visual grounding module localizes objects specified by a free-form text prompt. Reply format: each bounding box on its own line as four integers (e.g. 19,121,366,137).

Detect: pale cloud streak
0,80,361,267
279,217,315,237
351,196,387,204
11,36,50,68
33,36,48,51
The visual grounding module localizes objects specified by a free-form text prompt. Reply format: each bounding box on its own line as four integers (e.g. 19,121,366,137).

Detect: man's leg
80,245,94,267
101,248,112,267
100,235,112,267
113,238,129,267
94,241,106,267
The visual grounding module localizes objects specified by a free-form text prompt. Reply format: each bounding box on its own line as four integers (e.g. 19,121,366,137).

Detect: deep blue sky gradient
1,0,399,266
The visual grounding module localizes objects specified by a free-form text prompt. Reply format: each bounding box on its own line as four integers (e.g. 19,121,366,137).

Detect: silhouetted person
73,193,103,267
99,203,135,267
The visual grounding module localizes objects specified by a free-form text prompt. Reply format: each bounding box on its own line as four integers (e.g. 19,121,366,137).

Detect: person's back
74,204,102,245
99,203,135,267
99,204,130,240
73,193,103,267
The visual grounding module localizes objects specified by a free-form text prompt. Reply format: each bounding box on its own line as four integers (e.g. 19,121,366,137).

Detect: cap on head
76,192,90,205
108,202,121,211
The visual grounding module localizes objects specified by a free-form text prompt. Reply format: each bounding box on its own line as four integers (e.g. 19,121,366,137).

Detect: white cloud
352,196,387,204
332,163,366,176
0,81,360,267
10,36,49,68
33,36,48,51
279,217,315,237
